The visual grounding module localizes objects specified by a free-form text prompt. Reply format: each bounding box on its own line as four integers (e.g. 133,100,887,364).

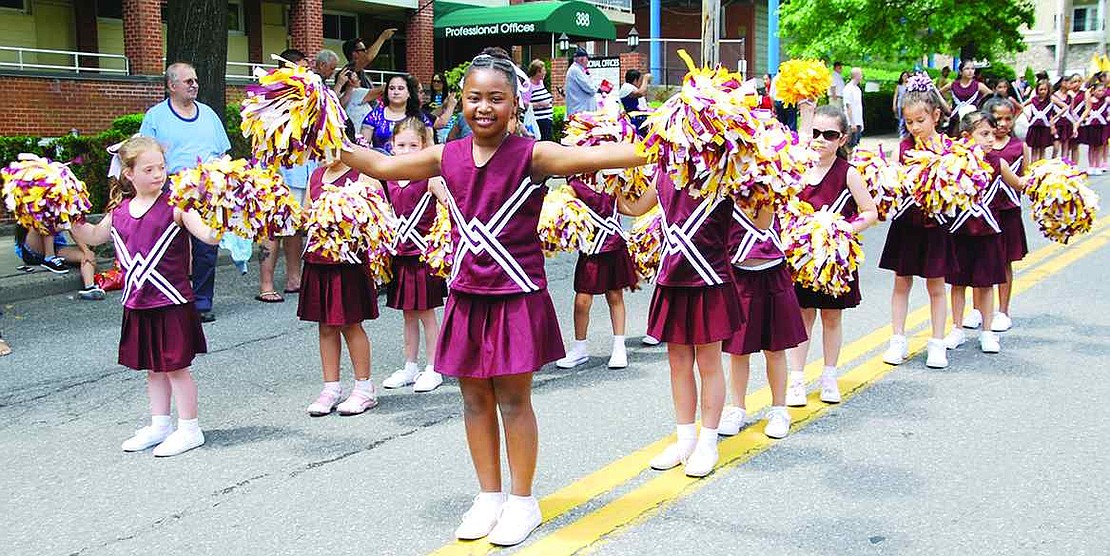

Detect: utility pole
1099,0,1107,55
702,0,720,67
1057,0,1072,78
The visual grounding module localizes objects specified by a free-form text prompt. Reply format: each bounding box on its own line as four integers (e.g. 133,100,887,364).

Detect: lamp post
627,27,640,51
557,33,570,54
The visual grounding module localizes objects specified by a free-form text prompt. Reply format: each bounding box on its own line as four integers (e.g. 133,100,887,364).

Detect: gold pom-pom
538,185,598,254
303,180,397,284
850,148,905,220
774,59,832,106
168,156,302,240
1,153,91,234
240,63,348,167
561,95,652,199
781,206,864,296
420,202,453,278
626,205,664,281
903,137,991,218
1022,159,1100,243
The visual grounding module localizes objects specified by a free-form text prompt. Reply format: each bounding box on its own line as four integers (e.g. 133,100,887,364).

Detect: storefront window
323,12,358,41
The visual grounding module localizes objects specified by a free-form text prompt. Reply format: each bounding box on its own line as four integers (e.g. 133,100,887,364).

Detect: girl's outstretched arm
70,213,113,247
531,142,646,180
176,209,221,246
617,185,658,217
341,143,444,182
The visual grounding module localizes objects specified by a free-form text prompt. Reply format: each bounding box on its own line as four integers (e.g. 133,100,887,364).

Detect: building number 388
576,12,591,27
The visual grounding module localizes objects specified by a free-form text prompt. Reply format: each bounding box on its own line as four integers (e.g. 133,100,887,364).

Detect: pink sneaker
337,387,378,416
307,388,343,417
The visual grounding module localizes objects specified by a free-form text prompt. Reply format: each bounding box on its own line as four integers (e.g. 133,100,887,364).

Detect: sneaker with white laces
649,442,694,470
926,338,949,369
684,439,719,478
819,374,842,404
785,372,807,407
488,495,543,546
78,285,106,301
121,425,173,452
40,256,69,274
337,387,378,415
413,367,444,392
764,407,791,439
608,339,628,369
307,387,343,416
641,335,661,346
454,492,506,540
962,309,983,329
979,331,1001,353
151,427,204,457
882,335,909,365
382,365,420,389
991,312,1012,332
556,342,589,369
943,328,967,350
717,406,747,437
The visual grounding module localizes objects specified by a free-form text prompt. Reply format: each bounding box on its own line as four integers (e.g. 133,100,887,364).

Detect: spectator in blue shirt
564,47,599,117
139,62,231,323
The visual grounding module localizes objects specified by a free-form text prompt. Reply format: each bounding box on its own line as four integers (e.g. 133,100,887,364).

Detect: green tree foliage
779,0,1036,63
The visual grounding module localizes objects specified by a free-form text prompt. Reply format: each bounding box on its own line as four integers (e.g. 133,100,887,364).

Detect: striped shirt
531,82,554,121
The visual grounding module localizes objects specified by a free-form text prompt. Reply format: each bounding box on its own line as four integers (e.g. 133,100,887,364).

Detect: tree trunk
165,0,229,123
959,42,979,64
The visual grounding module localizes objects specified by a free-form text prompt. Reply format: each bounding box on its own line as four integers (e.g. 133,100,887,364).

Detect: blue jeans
191,237,217,313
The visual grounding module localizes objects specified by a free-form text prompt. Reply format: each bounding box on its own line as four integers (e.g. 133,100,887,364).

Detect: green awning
435,1,616,40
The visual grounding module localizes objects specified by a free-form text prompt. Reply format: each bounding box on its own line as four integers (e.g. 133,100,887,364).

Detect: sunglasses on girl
812,128,844,140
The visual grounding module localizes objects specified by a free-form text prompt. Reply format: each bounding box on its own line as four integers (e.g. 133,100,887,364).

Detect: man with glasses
338,29,397,101
139,62,231,323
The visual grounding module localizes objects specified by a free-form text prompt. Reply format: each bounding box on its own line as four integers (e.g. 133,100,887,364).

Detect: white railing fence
0,46,129,75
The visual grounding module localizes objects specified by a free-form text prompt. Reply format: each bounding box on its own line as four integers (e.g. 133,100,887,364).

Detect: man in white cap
564,46,598,116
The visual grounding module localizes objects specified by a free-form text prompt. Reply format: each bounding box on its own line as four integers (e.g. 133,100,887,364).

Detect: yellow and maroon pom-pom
1,153,91,234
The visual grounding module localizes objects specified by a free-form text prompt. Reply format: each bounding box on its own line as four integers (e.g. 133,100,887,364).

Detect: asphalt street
1,176,1107,556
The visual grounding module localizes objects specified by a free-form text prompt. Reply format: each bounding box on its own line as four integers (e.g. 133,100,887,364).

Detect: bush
1,104,248,215
552,105,566,142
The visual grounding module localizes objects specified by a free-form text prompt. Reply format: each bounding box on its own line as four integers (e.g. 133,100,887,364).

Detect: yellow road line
427,216,1110,556
515,221,1110,556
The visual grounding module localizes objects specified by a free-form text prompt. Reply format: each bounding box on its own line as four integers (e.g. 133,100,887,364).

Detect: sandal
0,338,10,357
283,287,300,294
255,291,285,303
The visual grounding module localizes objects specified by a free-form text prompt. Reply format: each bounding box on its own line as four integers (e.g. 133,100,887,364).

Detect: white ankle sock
697,427,718,447
822,366,837,378
404,361,419,373
573,339,587,352
178,417,200,432
676,423,697,450
354,379,373,392
507,493,536,506
151,415,172,429
612,335,625,346
323,381,341,394
424,364,435,373
789,370,804,381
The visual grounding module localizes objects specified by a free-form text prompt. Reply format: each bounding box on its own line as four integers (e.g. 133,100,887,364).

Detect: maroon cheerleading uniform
1079,93,1109,146
112,193,207,372
1056,90,1080,143
297,167,380,326
568,177,637,294
947,80,983,135
645,171,742,345
1025,96,1056,149
984,136,1028,262
723,209,807,356
433,135,564,378
794,157,862,309
878,137,958,278
945,157,1008,288
383,178,446,310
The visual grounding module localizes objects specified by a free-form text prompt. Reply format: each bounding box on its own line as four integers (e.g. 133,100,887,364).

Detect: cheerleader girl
1023,79,1059,161
1055,74,1084,162
379,117,448,393
342,50,645,546
555,175,638,370
71,136,218,457
939,61,992,135
1078,76,1108,175
879,79,955,369
943,110,1008,354
300,151,383,417
784,105,878,408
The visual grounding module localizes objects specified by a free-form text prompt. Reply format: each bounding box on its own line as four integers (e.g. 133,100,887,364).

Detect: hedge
0,105,250,214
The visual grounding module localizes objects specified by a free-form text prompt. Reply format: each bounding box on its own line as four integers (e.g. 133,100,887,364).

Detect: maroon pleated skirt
1025,125,1054,148
1078,124,1105,146
724,264,808,355
946,233,1008,287
794,269,862,310
647,283,742,345
386,255,446,311
574,249,638,294
1057,119,1075,142
118,302,207,372
998,207,1028,262
297,262,379,325
879,217,957,278
434,290,564,378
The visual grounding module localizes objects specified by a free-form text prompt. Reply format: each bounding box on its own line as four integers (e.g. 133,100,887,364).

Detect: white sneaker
649,442,694,470
785,371,807,407
980,331,1001,353
991,312,1012,332
882,335,909,365
488,495,543,546
608,340,628,369
151,427,205,457
684,442,719,478
413,367,444,392
336,387,378,415
962,309,983,329
926,338,949,369
121,425,173,452
454,492,506,540
555,343,589,369
382,365,420,389
717,406,747,436
307,387,343,416
819,374,842,404
764,407,791,439
943,328,967,350
641,335,661,346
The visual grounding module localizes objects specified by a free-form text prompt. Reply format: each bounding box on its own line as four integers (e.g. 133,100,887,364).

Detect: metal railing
583,0,633,13
594,38,748,87
0,46,129,75
362,69,409,86
225,60,277,80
